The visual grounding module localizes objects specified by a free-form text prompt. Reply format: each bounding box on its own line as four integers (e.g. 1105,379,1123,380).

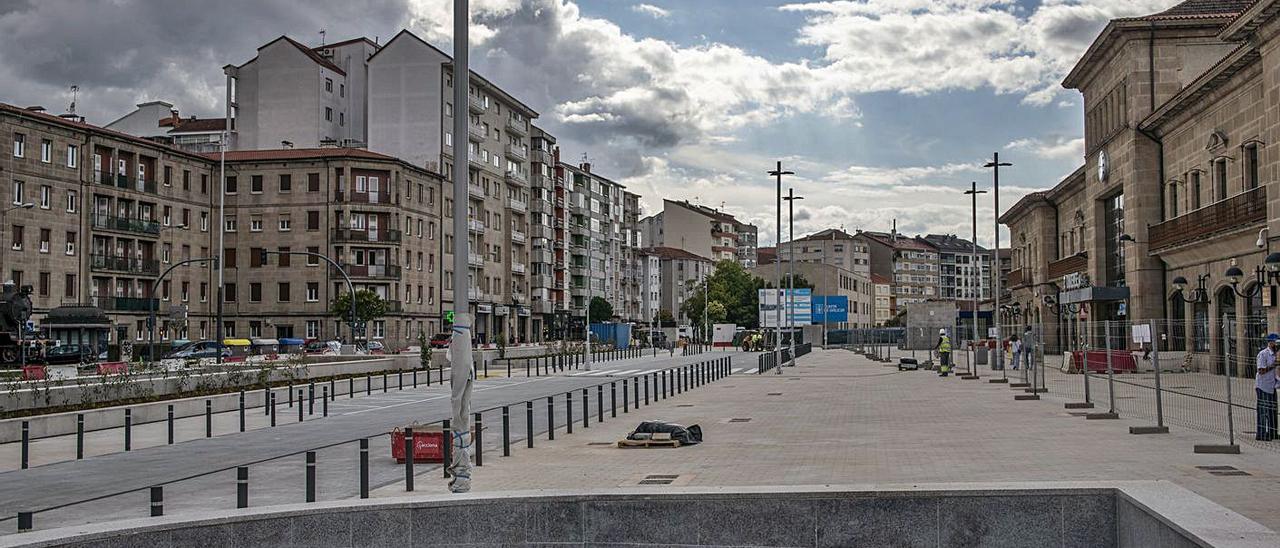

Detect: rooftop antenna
319,28,327,45
68,85,78,116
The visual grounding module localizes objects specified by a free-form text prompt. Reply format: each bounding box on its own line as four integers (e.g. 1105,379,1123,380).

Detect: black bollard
349,377,355,398
309,383,315,414
17,512,32,532
322,387,329,417
239,391,246,432
150,485,163,517
442,419,452,478
305,451,317,502
597,385,604,423
264,387,271,415
382,373,388,393
566,392,574,434
124,409,132,451
398,371,403,390
236,466,249,508
297,390,304,422
526,401,534,448
582,388,589,429
623,380,630,413
359,438,369,498
547,397,555,440
206,399,213,438
644,374,649,405
330,378,336,401
366,375,372,395
611,382,618,418
20,421,28,470
76,414,84,459
502,406,510,457
474,412,483,467
404,427,415,491
270,392,277,427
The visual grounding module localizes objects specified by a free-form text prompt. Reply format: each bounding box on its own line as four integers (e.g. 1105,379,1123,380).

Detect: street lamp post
2,202,34,369
783,189,803,366
150,257,216,364
984,153,1012,371
448,0,475,493
768,162,793,374
964,182,987,378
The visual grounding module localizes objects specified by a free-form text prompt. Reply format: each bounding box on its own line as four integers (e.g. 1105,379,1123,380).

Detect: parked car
44,344,97,365
367,341,385,354
164,340,231,360
303,341,332,354
429,333,452,348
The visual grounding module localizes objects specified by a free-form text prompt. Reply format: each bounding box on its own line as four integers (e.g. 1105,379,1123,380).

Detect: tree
655,309,676,327
329,290,389,337
588,296,613,324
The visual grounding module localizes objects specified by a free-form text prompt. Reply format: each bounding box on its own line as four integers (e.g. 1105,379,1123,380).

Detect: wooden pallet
617,438,682,448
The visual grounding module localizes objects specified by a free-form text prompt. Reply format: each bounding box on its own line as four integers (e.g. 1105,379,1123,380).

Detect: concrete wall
8,482,1274,547
367,32,446,171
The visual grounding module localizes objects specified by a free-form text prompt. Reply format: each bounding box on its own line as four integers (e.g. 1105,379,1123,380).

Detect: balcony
507,198,527,213
506,118,528,136
135,178,158,194
533,300,554,315
115,174,130,189
1149,186,1266,251
331,227,402,244
92,296,160,312
511,230,527,244
90,254,160,276
467,183,484,198
512,262,527,274
1047,253,1088,281
468,123,486,142
468,95,486,114
336,190,393,205
505,170,528,186
532,148,553,165
467,253,484,268
92,214,161,236
332,263,402,280
96,170,112,185
468,218,486,234
512,291,527,303
504,143,528,162
468,156,485,169
555,197,566,209
1006,268,1025,288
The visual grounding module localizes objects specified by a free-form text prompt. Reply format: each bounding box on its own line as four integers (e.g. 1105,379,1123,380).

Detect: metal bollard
322,387,329,417
350,377,355,398
623,379,630,413
547,397,555,440
206,399,213,438
264,386,271,415
297,390,304,422
611,382,618,417
76,414,84,459
413,368,419,388
442,419,452,478
1105,321,1116,414
330,378,336,401
502,406,510,457
239,391,246,432
20,421,28,470
124,409,132,451
398,371,403,390
566,392,574,434
270,392,277,427
236,466,249,508
305,451,317,502
404,427,415,491
582,388,590,428
597,385,604,423
633,377,639,408
382,373,388,393
474,412,483,467
150,485,163,517
359,438,369,498
644,374,649,405
663,370,668,399
526,401,534,448
309,383,315,414
366,375,372,395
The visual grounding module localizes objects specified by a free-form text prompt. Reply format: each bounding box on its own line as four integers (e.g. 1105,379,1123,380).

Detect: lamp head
1266,252,1280,273
1226,265,1245,286
1118,233,1134,243
1172,276,1188,292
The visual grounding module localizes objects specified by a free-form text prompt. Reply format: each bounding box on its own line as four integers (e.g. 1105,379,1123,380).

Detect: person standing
1256,333,1279,441
1009,335,1022,371
934,329,952,377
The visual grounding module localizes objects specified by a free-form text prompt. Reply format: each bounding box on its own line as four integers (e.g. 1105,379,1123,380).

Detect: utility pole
984,152,1012,371
783,189,803,365
768,162,793,374
964,182,987,377
447,0,475,493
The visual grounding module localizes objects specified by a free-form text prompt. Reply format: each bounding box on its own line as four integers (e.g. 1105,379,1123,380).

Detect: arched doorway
1167,292,1185,351
1243,283,1265,375
1215,286,1236,376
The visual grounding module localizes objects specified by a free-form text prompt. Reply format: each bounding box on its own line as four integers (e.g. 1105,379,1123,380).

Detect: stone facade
777,228,871,277
639,200,757,268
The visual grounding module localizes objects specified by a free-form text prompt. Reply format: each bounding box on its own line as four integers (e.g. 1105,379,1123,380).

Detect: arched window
1215,286,1237,376
1168,292,1185,351
1244,283,1265,367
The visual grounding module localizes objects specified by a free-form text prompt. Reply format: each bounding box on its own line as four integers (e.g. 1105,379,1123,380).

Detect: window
250,216,263,232
182,170,190,191
65,231,75,255
10,225,22,250
181,281,189,302
278,282,290,302
11,179,23,205
278,214,291,231
162,206,172,226
339,112,344,127
223,248,236,268
162,243,171,263
200,282,208,302
12,133,24,158
1190,171,1202,209
1214,158,1228,200
225,215,237,232
340,83,345,97
163,166,172,187
306,320,320,339
308,173,320,192
65,274,75,299
279,174,291,192
1168,181,1178,218
224,283,237,302
306,282,319,302
38,229,49,253
38,185,49,209
325,107,333,121
249,283,262,302
249,321,261,338
307,210,319,231
37,272,49,296
325,78,333,93
201,174,208,194
278,248,290,267
201,212,210,231
250,247,264,268
307,246,320,265
251,175,263,193
39,139,51,163
66,144,77,168
66,190,77,213
1244,143,1260,190
225,175,237,194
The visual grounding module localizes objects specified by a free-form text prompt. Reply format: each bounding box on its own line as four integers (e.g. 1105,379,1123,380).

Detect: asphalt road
0,350,750,534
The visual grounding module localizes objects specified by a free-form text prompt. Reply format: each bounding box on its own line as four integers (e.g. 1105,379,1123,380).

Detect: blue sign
811,296,848,323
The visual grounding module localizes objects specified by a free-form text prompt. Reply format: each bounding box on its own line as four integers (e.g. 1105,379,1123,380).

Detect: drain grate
1196,465,1237,471
767,392,783,396
676,404,695,408
640,474,679,485
1210,470,1251,477
729,418,751,423
588,442,613,446
1067,412,1088,417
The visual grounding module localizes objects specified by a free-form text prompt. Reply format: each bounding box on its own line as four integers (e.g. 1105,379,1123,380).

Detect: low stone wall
4,482,1275,547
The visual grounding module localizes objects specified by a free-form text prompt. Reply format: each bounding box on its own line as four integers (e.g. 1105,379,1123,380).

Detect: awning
279,338,305,345
222,338,252,346
250,338,280,346
1060,285,1130,305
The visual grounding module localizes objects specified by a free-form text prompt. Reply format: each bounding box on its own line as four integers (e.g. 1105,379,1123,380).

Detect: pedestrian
1010,335,1021,370
934,329,952,376
1256,333,1279,441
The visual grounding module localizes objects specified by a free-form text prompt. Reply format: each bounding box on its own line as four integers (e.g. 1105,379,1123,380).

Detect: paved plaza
366,348,1280,533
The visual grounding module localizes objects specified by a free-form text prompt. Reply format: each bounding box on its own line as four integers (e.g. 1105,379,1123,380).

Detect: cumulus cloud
632,3,670,18
1007,136,1085,161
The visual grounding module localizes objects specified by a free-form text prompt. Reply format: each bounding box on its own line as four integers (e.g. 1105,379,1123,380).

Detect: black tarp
628,421,702,445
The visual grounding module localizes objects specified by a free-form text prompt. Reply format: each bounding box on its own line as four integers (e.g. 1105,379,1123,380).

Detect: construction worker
934,328,952,376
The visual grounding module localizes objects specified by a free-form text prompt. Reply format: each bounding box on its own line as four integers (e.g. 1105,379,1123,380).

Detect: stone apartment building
872,274,893,326
558,162,644,326
105,101,227,154
777,228,871,277
639,200,758,267
921,234,992,301
1002,0,1280,374
644,246,713,325
528,126,563,338
855,230,939,315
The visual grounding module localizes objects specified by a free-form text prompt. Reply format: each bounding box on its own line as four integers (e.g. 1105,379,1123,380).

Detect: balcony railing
92,296,160,312
468,219,486,234
468,95,486,114
504,144,528,161
336,190,393,204
532,149,552,165
1046,253,1088,281
92,213,161,236
1149,186,1266,251
332,263,402,280
331,227,402,244
506,118,528,136
507,198,527,213
467,254,484,267
511,230,526,244
90,254,160,276
512,262,527,274
505,170,527,186
468,123,486,142
467,183,484,198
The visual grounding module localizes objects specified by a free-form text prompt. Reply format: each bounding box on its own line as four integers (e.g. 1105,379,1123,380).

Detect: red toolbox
391,426,445,463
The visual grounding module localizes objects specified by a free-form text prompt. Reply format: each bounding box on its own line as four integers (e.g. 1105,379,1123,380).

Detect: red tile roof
200,148,398,162
642,246,712,262
871,274,892,285
794,228,857,242
0,103,205,160
283,36,346,75
168,118,226,133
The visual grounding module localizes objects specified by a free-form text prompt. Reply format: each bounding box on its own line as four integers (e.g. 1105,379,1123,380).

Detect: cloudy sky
0,0,1188,246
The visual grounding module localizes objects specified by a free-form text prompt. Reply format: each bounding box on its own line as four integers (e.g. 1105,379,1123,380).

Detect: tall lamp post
783,189,803,366
768,162,793,374
964,182,987,378
2,202,34,369
984,152,1012,370
448,0,475,493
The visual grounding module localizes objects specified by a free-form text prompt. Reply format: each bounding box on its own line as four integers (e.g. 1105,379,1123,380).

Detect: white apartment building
777,228,871,277
639,200,757,267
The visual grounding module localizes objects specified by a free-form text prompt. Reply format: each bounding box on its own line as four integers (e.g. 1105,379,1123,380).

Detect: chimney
581,162,591,173
891,219,898,242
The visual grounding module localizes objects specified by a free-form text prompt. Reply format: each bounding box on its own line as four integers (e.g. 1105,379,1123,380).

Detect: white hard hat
939,328,946,335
